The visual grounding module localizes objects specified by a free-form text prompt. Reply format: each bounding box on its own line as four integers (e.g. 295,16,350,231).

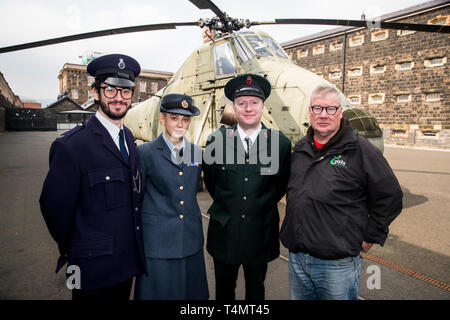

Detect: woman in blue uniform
134,93,208,300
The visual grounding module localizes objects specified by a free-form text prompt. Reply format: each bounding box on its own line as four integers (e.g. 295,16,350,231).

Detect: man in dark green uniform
203,74,291,300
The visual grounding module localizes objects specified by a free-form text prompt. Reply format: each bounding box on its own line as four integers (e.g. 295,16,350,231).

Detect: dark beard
97,99,130,120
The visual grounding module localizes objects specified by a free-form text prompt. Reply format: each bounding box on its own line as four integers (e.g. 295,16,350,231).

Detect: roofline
281,0,450,49
58,63,173,79
47,95,81,109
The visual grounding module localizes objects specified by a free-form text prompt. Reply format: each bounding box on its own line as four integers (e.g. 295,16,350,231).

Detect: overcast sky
0,0,428,105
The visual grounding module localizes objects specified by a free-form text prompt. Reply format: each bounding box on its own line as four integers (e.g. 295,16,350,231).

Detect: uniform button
135,207,139,211
246,158,249,163
179,215,184,220
221,166,225,171
244,177,248,182
180,201,184,206
179,186,184,191
179,171,183,176
243,196,247,200
105,176,110,181
136,226,140,231
241,214,245,219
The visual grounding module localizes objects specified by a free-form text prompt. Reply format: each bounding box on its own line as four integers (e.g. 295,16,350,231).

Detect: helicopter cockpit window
262,36,289,58
213,41,236,77
243,35,272,57
234,36,254,63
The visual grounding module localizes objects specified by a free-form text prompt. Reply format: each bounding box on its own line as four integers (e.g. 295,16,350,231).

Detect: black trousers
213,259,268,300
72,278,133,301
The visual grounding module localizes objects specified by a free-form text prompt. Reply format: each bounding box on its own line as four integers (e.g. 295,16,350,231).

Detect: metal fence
5,107,56,131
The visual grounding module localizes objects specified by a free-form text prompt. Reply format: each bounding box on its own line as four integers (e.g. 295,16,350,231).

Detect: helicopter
1,0,448,151
124,27,385,150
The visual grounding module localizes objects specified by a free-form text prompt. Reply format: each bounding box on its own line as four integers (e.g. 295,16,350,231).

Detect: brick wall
283,4,450,146
58,64,173,105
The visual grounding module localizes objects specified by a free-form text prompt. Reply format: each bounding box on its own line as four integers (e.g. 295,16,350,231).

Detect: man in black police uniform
40,53,146,300
203,74,291,300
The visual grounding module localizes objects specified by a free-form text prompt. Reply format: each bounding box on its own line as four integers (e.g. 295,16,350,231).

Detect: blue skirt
134,249,209,300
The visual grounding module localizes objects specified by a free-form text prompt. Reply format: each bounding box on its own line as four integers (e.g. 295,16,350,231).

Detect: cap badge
246,76,252,86
181,100,189,109
118,58,126,70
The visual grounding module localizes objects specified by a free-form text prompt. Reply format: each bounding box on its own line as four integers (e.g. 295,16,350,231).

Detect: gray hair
310,85,342,105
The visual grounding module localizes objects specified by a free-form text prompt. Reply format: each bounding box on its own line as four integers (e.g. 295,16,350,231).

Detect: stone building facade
281,0,449,147
58,63,173,105
0,71,22,109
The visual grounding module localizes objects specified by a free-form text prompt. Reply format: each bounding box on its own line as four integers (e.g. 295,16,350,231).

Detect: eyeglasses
310,105,341,115
99,86,133,100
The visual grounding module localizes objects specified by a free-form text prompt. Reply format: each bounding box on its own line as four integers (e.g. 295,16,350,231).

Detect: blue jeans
289,251,363,300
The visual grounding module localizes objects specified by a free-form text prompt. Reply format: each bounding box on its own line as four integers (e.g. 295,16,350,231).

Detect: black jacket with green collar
203,123,291,265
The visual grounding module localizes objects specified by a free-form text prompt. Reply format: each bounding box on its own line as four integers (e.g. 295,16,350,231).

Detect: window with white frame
428,15,449,26
140,82,147,93
397,29,415,36
396,61,414,71
298,49,308,58
369,93,385,104
396,94,411,102
349,35,364,47
371,30,388,42
425,57,446,68
349,67,362,76
330,43,342,52
313,45,325,55
329,70,341,79
151,82,158,93
425,93,441,101
348,95,361,105
370,64,386,74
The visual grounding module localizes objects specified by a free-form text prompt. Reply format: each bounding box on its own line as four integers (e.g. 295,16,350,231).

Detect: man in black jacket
280,85,402,300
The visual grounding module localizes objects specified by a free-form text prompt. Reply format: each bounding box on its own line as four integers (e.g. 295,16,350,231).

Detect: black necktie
173,147,184,164
245,137,251,157
119,129,129,165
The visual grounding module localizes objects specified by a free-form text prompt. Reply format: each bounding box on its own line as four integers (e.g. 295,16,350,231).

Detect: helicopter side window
213,41,236,77
244,35,272,57
262,36,289,58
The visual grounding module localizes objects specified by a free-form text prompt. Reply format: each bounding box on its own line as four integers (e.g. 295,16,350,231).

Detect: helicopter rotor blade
188,0,227,21
0,21,199,54
251,19,449,33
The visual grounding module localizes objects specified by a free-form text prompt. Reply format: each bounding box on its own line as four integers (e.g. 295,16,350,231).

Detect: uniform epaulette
56,123,85,141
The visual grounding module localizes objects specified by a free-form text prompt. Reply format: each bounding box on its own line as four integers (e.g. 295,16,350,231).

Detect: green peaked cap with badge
224,73,271,101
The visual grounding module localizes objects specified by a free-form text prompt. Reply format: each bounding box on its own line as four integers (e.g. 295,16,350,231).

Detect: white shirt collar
236,123,261,153
95,111,127,153
237,123,262,144
95,111,123,135
162,132,185,152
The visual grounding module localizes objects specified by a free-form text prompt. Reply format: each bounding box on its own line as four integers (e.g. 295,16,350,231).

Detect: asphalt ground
0,131,449,300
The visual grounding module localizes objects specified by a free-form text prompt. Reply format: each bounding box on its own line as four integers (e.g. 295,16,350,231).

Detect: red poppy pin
246,76,252,86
